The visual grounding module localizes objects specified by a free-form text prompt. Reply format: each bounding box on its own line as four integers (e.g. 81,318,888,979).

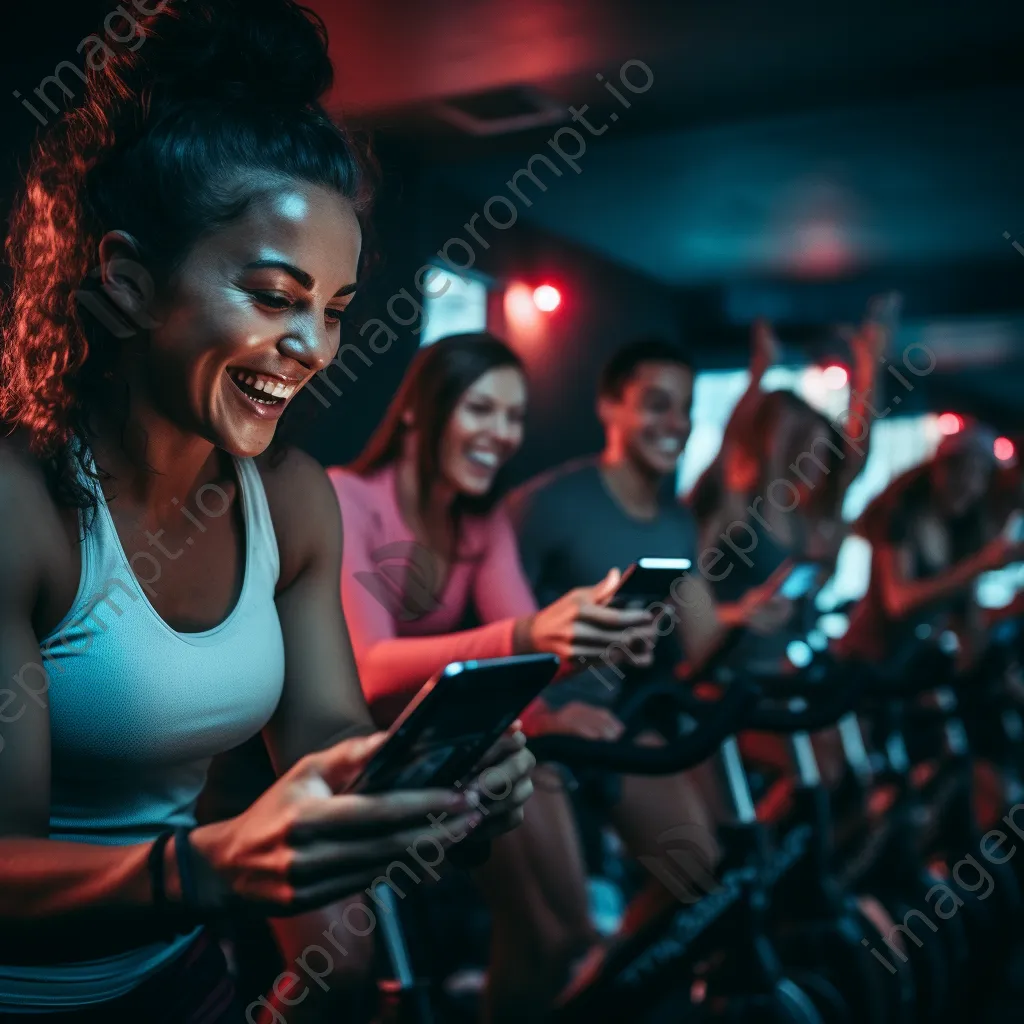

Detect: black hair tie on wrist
174,827,199,913
147,829,175,911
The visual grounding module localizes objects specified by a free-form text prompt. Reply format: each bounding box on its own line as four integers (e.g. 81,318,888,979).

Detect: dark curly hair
1,0,374,520
598,336,693,400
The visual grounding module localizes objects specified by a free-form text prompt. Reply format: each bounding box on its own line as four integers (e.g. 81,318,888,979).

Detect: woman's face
438,366,527,497
123,178,362,457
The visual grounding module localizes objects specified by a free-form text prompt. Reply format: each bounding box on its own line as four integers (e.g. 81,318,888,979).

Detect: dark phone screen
352,657,557,794
609,567,688,609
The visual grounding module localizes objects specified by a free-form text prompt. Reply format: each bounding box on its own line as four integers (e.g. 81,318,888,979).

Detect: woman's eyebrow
242,258,357,297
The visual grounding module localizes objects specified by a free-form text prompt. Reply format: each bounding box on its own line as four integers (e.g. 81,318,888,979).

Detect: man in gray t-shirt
506,338,723,908
507,339,719,712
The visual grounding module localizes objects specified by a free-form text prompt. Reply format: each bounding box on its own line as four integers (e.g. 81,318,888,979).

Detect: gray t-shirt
506,457,697,705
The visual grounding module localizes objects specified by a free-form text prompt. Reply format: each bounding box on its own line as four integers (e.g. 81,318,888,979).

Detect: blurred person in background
507,341,721,935
842,423,1024,669
975,440,1024,632
688,305,891,784
690,306,892,612
839,423,1024,838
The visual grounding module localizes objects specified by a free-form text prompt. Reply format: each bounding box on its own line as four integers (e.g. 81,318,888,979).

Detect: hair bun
105,0,335,110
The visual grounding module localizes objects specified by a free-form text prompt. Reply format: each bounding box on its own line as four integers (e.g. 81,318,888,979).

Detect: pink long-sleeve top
328,465,539,718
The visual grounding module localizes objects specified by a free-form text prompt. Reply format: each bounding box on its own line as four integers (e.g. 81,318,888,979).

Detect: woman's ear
401,408,415,428
92,230,162,334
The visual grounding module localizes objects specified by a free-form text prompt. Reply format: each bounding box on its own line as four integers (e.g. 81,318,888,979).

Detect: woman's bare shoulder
0,435,65,587
0,435,58,521
255,445,344,589
255,444,341,518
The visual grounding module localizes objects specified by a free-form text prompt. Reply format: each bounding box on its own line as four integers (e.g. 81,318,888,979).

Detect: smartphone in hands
345,654,558,795
608,557,692,610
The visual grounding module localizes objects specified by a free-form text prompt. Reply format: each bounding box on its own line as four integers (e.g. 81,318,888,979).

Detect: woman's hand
189,734,483,917
516,569,659,669
522,701,625,741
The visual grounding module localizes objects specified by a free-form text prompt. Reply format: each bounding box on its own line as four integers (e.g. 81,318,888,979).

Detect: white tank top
0,446,286,1010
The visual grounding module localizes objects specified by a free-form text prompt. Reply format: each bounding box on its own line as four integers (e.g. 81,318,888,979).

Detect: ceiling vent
432,85,567,136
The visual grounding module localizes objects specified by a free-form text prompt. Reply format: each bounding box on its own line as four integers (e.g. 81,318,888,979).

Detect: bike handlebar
528,671,759,773
528,638,959,776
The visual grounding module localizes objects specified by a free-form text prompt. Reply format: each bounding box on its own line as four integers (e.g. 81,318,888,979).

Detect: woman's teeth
467,450,499,469
230,370,297,404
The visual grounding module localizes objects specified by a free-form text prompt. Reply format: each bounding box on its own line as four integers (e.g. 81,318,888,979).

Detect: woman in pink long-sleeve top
329,462,538,719
328,333,657,1022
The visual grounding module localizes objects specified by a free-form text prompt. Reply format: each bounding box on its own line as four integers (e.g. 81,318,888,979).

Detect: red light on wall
995,436,1016,462
504,283,539,327
937,413,964,436
533,284,561,312
822,364,848,390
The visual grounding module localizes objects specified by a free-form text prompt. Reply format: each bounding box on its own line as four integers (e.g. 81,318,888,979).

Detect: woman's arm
0,450,492,959
470,508,549,727
329,470,527,707
835,295,899,498
720,319,777,455
472,508,540,625
876,536,1013,623
0,451,189,957
258,450,380,771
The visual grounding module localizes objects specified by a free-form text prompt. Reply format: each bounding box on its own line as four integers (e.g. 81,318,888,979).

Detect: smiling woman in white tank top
0,444,286,1011
0,1,534,1020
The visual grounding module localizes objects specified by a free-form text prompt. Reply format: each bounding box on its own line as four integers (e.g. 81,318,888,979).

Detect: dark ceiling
4,1,1022,294
306,0,1024,293
429,88,1024,287
315,0,1019,130
2,1,1022,325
